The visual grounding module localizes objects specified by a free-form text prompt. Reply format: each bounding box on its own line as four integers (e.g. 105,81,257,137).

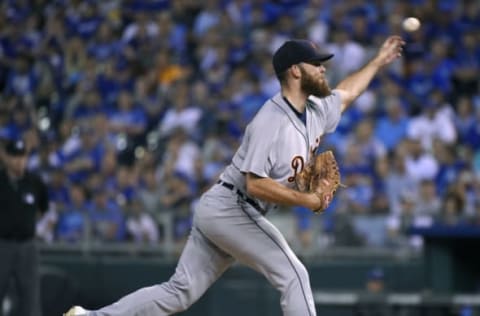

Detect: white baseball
402,17,421,32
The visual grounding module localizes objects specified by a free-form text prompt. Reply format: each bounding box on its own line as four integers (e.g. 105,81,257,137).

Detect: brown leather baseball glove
295,150,343,213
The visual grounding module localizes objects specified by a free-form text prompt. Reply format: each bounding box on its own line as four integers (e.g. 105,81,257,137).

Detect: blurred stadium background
0,0,479,315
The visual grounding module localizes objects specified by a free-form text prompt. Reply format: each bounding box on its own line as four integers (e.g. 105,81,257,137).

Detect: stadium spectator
413,179,442,219
406,92,456,151
157,86,202,139
159,171,194,246
137,168,163,215
62,126,105,183
56,184,88,243
88,187,126,242
0,0,477,253
5,54,38,98
341,119,386,167
440,191,466,226
125,196,159,244
386,191,424,249
326,28,368,85
403,138,439,182
354,267,390,316
469,200,480,226
374,97,409,152
433,142,466,195
108,89,147,146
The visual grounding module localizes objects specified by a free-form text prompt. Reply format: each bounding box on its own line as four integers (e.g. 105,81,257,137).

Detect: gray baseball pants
90,184,316,316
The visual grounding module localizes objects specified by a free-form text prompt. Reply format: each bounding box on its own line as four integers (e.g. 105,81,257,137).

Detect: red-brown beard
299,66,331,98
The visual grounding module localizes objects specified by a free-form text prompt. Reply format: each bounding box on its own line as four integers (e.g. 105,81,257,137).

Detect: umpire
0,139,48,316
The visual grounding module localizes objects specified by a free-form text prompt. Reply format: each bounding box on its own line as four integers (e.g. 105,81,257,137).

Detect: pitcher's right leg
198,199,317,316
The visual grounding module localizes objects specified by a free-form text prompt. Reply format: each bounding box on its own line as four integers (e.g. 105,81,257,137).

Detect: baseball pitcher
65,35,404,316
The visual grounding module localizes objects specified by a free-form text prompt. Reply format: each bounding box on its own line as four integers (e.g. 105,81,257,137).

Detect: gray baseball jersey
221,91,342,212
87,91,342,316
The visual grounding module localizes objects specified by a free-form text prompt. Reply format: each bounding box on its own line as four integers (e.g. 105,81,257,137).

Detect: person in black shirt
0,139,49,316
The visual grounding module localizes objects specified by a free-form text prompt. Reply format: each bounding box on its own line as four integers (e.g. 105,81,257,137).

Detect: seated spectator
46,169,70,211
468,200,480,226
87,22,121,62
107,89,147,145
326,28,367,85
387,175,443,244
292,206,314,251
386,191,425,249
341,119,386,166
154,49,188,90
451,31,479,99
56,184,88,243
64,37,89,86
453,96,476,143
374,97,409,152
371,156,390,215
153,11,188,57
112,165,138,206
3,103,32,141
158,86,202,139
88,187,125,242
404,138,439,182
27,136,63,183
341,143,372,176
433,141,466,195
464,108,480,150
160,128,200,184
331,211,365,247
159,172,194,245
426,37,455,94
138,168,162,214
62,125,105,183
66,88,105,124
403,58,434,103
96,60,136,105
36,207,58,243
68,1,103,40
126,197,159,244
407,92,456,151
98,148,118,192
134,71,166,131
455,170,479,215
414,179,441,219
121,12,158,45
235,77,268,126
192,0,222,38
5,54,37,97
336,172,374,215
200,144,227,186
440,191,466,226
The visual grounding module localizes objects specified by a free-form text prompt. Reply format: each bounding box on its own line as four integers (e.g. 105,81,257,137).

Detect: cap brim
306,53,334,63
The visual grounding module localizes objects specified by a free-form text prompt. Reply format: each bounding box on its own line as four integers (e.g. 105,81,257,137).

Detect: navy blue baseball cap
367,267,385,281
4,139,27,156
272,39,334,75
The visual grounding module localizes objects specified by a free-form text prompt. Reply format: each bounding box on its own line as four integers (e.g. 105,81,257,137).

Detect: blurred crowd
0,0,479,252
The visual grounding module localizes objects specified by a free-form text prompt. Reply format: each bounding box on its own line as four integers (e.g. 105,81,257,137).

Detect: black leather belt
217,180,266,215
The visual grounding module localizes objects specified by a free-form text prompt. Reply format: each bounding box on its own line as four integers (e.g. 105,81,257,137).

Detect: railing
38,241,421,262
313,291,480,308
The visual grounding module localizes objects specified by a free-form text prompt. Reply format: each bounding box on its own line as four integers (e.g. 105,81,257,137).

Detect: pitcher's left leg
90,226,234,316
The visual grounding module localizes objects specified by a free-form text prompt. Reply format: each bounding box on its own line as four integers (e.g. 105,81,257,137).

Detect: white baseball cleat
64,305,90,316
